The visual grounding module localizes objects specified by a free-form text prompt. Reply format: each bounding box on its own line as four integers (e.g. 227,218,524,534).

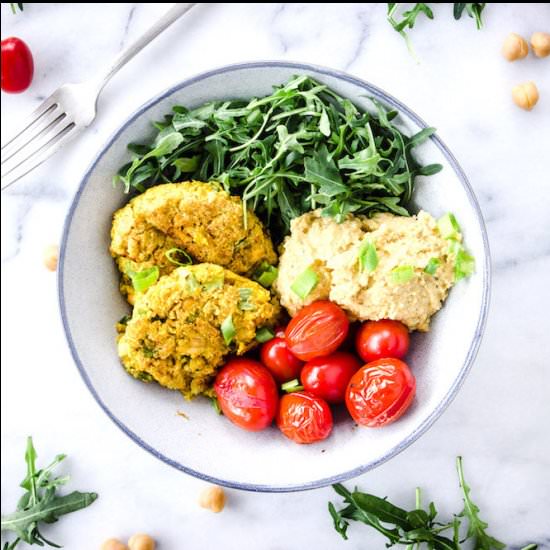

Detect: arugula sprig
9,3,23,13
115,76,441,242
329,457,535,549
453,3,486,30
1,437,98,550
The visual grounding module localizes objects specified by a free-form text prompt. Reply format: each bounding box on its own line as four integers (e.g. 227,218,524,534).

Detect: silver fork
1,3,196,191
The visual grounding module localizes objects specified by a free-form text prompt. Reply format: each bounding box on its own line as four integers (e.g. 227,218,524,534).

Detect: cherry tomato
214,359,278,432
285,301,349,361
260,337,303,383
346,358,416,427
355,320,410,363
300,352,361,404
276,392,333,444
274,326,286,338
1,37,34,93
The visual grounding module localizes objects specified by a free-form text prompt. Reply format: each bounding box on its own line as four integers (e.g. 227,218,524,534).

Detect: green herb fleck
390,265,415,284
165,247,192,266
424,257,441,275
211,396,222,415
291,266,319,300
126,266,159,293
220,315,236,345
454,247,475,281
255,327,275,343
358,238,379,273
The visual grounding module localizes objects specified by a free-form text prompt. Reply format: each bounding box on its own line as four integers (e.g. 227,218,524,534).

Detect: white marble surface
1,3,550,549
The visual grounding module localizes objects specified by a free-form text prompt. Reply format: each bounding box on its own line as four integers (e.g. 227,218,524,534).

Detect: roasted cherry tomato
1,37,34,93
214,359,278,432
355,320,410,363
346,358,416,427
300,352,360,404
274,326,286,338
285,301,349,361
260,337,303,383
276,391,333,444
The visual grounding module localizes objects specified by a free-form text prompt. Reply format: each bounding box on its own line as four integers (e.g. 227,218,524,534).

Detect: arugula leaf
115,76,442,243
454,3,487,29
456,457,505,550
1,437,97,550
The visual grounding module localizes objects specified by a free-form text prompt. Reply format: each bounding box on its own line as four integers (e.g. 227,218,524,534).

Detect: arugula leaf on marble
328,457,535,549
115,75,441,242
1,437,98,550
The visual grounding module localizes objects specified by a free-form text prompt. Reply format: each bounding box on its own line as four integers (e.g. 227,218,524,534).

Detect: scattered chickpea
512,81,539,111
128,534,156,550
501,32,529,61
199,484,226,513
530,31,550,58
43,244,59,271
100,539,128,550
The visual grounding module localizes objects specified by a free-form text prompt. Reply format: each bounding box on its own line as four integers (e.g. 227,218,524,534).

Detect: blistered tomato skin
346,358,416,427
214,359,279,432
285,301,349,361
355,320,410,363
1,37,34,93
300,352,361,404
276,392,333,444
260,337,304,383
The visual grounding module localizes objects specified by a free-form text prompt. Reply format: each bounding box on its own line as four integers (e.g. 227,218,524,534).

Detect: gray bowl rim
58,60,491,493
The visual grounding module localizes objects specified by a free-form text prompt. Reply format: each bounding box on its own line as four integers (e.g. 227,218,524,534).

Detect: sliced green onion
390,265,415,284
254,262,278,288
358,238,379,273
211,396,222,415
184,272,199,292
255,327,275,343
291,266,319,299
165,247,192,266
437,212,461,240
221,314,236,345
454,248,475,281
238,288,255,311
424,257,441,275
281,379,304,393
203,275,224,292
127,266,159,293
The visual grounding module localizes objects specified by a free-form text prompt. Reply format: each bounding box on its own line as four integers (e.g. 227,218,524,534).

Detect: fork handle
96,3,197,90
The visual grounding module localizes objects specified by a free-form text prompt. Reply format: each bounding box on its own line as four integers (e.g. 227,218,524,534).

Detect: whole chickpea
501,32,529,61
100,539,128,550
128,534,156,550
199,484,226,513
512,81,539,111
530,32,550,58
43,244,59,271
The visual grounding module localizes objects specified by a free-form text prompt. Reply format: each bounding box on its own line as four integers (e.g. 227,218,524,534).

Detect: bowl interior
59,62,489,491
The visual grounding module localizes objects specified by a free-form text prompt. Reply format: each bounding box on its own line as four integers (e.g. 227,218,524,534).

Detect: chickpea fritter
110,181,277,304
117,264,280,400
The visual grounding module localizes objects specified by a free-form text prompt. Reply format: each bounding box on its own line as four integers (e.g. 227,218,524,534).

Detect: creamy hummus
275,210,458,331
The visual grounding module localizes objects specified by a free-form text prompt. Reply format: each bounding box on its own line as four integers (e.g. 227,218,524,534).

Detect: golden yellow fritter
117,264,280,400
110,181,277,303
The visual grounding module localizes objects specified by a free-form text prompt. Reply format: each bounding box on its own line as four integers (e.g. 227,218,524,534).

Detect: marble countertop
2,3,549,549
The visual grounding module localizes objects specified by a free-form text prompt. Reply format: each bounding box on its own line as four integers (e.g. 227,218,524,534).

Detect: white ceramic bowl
58,62,490,492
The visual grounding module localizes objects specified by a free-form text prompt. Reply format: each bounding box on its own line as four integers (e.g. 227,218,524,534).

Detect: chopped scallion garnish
127,266,159,293
203,275,224,292
165,247,193,266
255,327,275,343
424,257,441,275
358,238,379,273
437,212,461,240
221,315,236,345
254,262,278,288
238,288,255,311
291,266,319,299
454,248,476,281
281,379,304,393
390,265,415,284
